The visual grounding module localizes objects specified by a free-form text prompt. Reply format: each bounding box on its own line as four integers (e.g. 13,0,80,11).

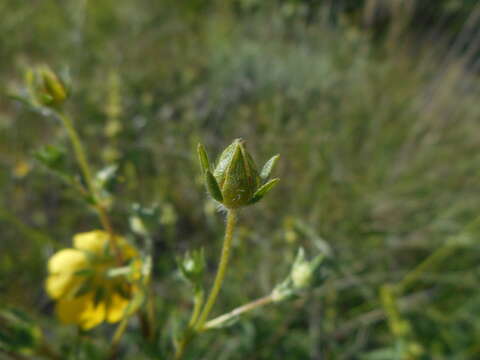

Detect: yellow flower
45,230,143,330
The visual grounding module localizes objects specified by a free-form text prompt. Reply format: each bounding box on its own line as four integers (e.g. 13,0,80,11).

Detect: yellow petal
56,295,90,325
56,294,106,330
80,300,106,330
73,230,109,254
106,294,130,323
48,249,87,275
46,273,80,299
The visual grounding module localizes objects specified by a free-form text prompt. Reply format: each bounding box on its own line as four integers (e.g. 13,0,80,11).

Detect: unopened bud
198,139,280,209
27,65,69,108
291,248,323,290
178,249,206,286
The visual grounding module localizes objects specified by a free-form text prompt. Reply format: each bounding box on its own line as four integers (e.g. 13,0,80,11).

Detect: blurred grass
2,0,480,358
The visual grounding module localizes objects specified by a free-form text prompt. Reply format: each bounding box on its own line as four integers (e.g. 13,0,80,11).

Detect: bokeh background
2,0,480,358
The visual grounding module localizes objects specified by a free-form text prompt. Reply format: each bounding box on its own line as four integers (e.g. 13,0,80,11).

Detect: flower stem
56,112,122,263
174,210,237,360
108,316,129,360
203,294,273,330
188,289,204,327
194,209,237,331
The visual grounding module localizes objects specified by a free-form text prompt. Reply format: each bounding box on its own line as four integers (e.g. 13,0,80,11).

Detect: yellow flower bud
27,65,69,108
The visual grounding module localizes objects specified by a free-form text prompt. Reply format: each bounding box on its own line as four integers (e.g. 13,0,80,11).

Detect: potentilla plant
6,66,329,360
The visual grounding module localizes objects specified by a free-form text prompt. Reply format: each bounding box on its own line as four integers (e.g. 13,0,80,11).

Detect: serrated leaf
205,170,223,202
249,178,280,204
197,143,210,173
260,154,280,180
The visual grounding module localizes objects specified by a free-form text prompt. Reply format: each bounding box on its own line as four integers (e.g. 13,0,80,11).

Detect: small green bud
178,249,206,286
198,139,280,209
272,248,324,302
291,260,313,288
27,65,69,108
291,248,323,289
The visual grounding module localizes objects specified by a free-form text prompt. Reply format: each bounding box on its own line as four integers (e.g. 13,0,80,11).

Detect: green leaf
205,170,223,202
0,308,42,355
34,145,67,173
260,154,280,180
249,178,280,204
197,143,210,173
96,164,118,192
74,268,95,277
107,266,132,278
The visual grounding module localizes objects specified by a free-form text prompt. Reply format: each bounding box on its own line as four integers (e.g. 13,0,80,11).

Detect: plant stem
174,210,237,360
203,294,273,330
194,209,237,330
188,290,204,327
108,317,129,360
56,112,122,263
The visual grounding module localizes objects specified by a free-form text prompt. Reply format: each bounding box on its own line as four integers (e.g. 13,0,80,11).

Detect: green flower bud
197,139,280,209
178,249,206,287
27,65,69,108
291,248,323,290
272,248,324,302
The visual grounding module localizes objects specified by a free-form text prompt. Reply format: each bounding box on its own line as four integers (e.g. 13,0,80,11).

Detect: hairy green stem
173,291,204,360
56,112,122,263
203,294,273,330
195,209,237,330
57,113,96,198
174,210,237,360
189,290,204,327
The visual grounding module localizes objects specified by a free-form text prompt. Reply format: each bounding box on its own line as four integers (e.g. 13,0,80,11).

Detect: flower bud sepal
197,139,280,209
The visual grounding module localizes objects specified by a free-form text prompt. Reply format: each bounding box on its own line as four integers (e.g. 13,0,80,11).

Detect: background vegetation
2,0,480,358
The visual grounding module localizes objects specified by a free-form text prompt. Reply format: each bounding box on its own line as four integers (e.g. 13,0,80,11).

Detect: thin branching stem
195,209,237,330
188,290,204,327
203,294,274,330
56,111,122,263
174,209,237,360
